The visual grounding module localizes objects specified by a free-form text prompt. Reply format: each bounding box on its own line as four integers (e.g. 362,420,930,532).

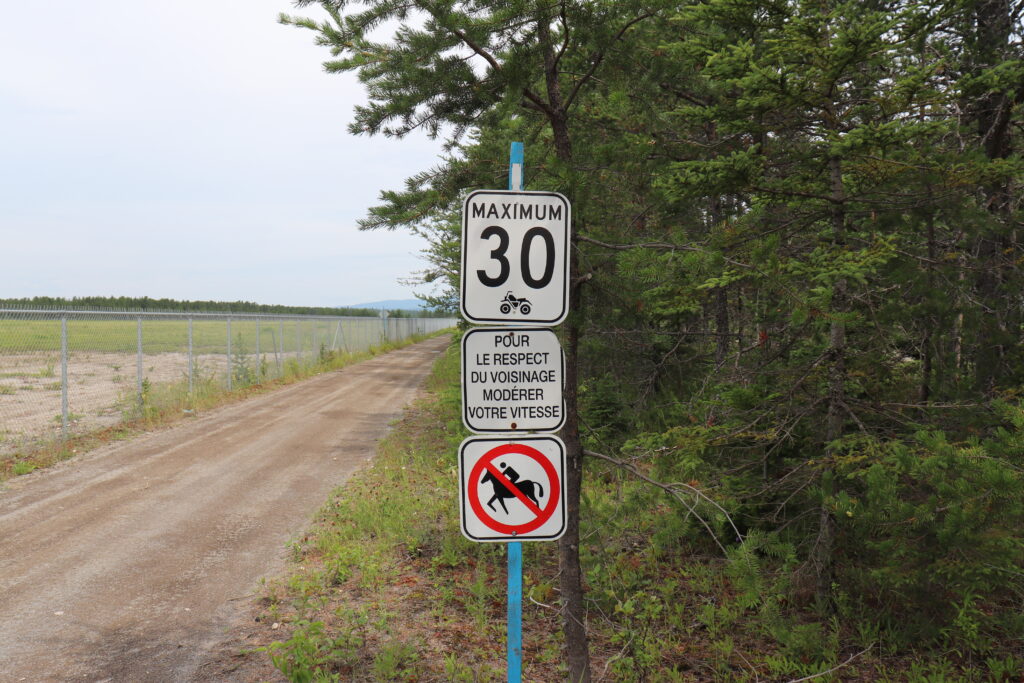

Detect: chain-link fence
0,308,456,454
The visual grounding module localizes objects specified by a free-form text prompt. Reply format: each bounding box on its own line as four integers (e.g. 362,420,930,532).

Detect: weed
263,619,361,682
442,653,477,682
231,334,257,387
942,592,993,655
12,461,36,475
36,359,57,378
467,564,494,631
371,640,419,681
985,655,1023,681
899,658,959,682
0,385,15,395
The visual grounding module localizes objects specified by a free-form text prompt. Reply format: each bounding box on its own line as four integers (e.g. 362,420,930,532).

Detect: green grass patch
11,461,36,476
0,318,394,354
258,338,566,682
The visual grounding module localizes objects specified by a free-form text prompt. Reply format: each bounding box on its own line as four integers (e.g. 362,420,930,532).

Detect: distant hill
343,299,425,311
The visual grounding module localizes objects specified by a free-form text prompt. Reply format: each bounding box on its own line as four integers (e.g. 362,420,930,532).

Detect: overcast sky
0,1,445,307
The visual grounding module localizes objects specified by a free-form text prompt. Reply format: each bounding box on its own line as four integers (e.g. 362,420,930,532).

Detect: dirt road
0,336,450,682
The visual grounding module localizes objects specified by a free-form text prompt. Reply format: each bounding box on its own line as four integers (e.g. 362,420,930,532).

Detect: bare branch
554,0,571,69
522,87,557,118
584,449,743,553
786,646,873,683
577,234,703,253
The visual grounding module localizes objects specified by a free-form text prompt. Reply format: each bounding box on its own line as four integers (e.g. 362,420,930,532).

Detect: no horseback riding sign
458,435,566,542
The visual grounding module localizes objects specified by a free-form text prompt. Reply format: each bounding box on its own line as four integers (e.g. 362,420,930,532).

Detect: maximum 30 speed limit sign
461,190,571,325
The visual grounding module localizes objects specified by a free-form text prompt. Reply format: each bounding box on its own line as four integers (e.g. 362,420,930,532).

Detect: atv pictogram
499,292,532,316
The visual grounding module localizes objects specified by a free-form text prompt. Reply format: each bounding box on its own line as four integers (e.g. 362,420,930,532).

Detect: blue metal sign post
506,140,525,683
461,140,570,680
507,540,523,681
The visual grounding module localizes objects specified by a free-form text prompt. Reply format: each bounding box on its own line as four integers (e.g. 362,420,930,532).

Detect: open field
0,317,386,354
0,313,456,458
0,350,232,452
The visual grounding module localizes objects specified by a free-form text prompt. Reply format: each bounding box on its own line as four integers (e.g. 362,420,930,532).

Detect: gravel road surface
0,336,450,682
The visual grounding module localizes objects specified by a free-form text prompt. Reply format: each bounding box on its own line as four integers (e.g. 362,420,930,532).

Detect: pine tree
283,2,674,677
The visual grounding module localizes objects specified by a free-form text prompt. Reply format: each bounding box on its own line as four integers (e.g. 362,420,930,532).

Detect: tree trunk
920,208,936,403
560,260,590,683
537,13,591,683
969,0,1015,395
816,151,847,605
716,287,730,366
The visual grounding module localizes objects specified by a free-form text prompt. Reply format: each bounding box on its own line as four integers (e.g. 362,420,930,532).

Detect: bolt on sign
460,190,571,326
458,435,566,542
461,327,565,434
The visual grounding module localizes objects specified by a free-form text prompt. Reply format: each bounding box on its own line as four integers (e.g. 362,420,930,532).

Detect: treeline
288,0,1024,678
0,296,446,318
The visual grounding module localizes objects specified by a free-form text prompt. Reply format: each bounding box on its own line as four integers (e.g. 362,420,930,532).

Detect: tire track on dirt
0,336,450,682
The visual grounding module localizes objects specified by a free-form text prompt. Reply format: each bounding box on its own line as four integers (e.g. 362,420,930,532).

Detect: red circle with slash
467,442,561,535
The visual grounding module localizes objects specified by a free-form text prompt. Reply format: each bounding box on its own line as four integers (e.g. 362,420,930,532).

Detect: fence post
227,317,233,391
136,317,143,410
279,319,284,376
313,321,319,363
333,320,345,353
296,320,301,366
61,316,68,439
256,317,261,381
188,317,194,396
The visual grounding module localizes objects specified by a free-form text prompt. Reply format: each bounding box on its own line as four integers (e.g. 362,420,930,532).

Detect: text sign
461,190,571,325
462,327,565,434
458,435,566,542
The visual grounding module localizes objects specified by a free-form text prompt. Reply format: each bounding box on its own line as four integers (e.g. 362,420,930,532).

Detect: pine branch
564,12,656,111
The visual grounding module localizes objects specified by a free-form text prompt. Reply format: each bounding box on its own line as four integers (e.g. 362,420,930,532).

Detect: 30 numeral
475,226,555,289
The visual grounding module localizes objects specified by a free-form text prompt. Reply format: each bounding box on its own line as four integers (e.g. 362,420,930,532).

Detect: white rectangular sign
461,190,570,326
458,435,566,542
462,327,565,434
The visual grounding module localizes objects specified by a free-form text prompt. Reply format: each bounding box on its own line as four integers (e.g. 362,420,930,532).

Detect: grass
0,330,452,483
256,339,565,682
0,317,396,354
0,361,58,380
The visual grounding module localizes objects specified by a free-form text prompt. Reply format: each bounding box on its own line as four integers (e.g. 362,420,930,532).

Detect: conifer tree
283,0,1024,671
283,2,671,678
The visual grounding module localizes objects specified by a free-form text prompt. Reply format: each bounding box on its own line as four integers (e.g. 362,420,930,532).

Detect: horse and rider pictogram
458,436,566,542
481,462,545,514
